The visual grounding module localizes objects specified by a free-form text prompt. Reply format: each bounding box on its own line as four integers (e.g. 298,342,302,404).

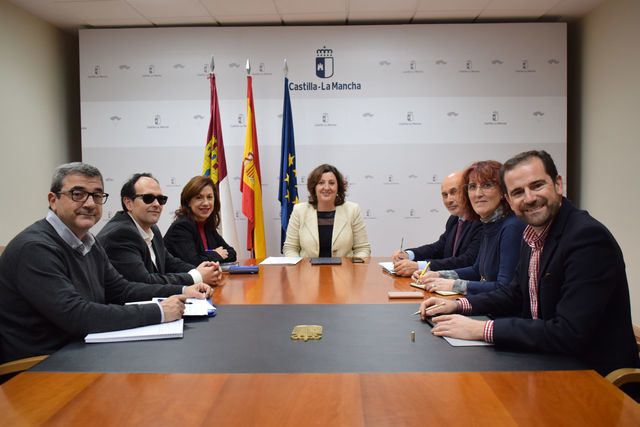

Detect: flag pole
278,58,298,251
202,54,240,255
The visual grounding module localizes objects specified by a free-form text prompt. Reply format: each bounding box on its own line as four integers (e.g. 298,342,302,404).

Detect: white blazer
283,201,371,258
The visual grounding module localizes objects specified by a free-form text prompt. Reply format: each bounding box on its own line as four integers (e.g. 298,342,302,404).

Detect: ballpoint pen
413,302,446,315
418,261,431,280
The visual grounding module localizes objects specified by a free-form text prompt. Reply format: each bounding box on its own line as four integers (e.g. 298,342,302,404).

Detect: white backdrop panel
80,23,566,259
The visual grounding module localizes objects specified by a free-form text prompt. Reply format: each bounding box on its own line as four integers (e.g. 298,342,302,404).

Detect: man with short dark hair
97,173,222,286
0,163,211,363
391,171,482,276
419,151,639,375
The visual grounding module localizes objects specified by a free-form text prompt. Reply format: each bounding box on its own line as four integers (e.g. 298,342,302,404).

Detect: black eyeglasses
134,194,168,205
58,190,109,205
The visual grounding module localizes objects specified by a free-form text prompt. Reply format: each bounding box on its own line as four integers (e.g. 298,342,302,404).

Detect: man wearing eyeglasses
97,173,222,287
0,163,212,363
391,171,482,276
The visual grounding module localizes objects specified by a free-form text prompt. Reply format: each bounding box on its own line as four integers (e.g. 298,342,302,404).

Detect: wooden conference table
1,257,639,426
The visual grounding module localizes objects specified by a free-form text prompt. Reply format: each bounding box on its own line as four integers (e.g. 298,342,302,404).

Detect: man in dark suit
0,163,211,363
97,173,221,287
419,151,639,376
391,171,482,276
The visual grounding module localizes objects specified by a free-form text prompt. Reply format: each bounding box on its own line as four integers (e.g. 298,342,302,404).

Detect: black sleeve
428,222,482,271
405,217,453,261
165,219,236,265
13,241,180,337
100,226,193,285
488,225,628,357
207,228,237,263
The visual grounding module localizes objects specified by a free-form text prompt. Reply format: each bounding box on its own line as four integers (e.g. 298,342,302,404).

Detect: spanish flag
240,75,266,259
202,73,239,251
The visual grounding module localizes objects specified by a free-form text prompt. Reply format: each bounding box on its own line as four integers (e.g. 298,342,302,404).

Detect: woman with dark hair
283,164,371,258
164,176,236,264
414,160,524,295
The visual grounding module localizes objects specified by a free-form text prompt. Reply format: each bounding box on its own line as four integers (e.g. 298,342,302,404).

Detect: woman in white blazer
284,164,371,258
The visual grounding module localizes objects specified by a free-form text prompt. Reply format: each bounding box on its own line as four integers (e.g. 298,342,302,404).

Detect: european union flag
278,77,298,251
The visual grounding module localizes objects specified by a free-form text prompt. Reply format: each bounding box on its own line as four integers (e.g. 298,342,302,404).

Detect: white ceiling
10,0,605,30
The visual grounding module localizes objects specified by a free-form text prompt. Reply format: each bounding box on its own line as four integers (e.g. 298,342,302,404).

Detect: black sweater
0,220,183,363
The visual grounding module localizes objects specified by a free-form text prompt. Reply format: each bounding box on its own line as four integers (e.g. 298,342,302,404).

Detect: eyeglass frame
56,189,109,205
465,181,498,193
133,194,169,205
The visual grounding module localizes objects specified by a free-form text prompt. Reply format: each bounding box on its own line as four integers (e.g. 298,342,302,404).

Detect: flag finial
210,56,215,73
284,59,288,77
246,59,251,75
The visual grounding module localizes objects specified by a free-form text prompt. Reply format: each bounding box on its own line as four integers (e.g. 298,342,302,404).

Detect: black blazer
164,216,237,265
97,212,195,285
467,199,639,375
407,215,482,271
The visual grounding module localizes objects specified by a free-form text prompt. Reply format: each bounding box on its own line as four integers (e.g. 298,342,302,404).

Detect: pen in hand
413,301,446,315
418,261,431,280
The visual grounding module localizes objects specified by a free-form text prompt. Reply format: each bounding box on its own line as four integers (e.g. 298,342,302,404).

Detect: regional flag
202,73,239,251
278,76,298,251
240,75,266,259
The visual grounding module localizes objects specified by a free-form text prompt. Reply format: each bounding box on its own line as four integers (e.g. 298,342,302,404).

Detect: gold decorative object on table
291,325,323,341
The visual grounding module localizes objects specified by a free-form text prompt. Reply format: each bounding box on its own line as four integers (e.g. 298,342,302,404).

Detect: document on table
410,282,460,296
152,298,216,316
379,262,396,275
127,299,216,317
426,316,493,347
442,336,493,347
85,319,184,343
259,256,303,265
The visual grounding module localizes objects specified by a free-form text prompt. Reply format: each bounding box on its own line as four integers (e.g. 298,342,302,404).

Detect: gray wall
570,0,640,322
0,0,80,244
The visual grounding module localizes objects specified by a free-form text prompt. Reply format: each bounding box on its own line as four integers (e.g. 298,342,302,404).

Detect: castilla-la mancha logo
316,46,334,78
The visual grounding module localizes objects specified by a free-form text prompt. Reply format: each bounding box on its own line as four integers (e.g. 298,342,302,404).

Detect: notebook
378,262,396,275
128,299,216,317
85,319,184,343
152,298,217,316
309,257,342,265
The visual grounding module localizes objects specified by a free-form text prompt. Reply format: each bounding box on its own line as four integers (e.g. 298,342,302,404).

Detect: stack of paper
152,298,216,316
127,298,217,317
379,262,396,275
85,319,184,343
